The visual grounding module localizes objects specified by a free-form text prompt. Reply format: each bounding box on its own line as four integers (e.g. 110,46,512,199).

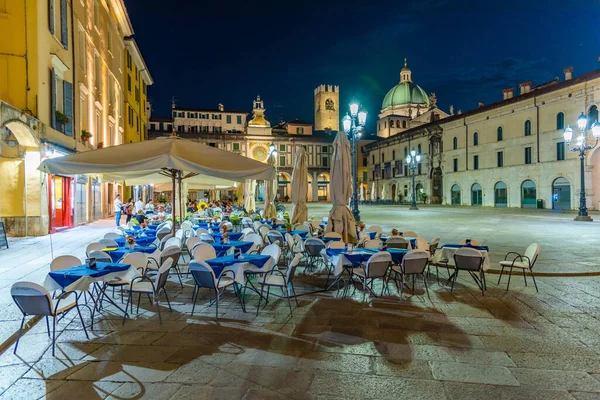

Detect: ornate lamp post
563,112,600,221
342,104,367,222
405,147,421,210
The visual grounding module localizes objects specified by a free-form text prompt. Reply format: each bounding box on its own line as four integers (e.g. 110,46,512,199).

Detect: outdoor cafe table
380,236,416,249
203,254,274,284
431,244,491,271
358,230,377,240
193,222,221,231
114,237,155,247
124,229,157,239
278,230,309,240
212,241,254,257
322,236,342,243
325,248,408,277
211,231,243,242
107,244,157,262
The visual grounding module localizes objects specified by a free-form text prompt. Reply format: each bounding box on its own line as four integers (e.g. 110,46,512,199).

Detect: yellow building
0,0,78,236
124,38,153,144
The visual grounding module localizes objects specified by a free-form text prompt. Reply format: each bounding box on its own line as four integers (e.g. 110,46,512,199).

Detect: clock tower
314,84,339,131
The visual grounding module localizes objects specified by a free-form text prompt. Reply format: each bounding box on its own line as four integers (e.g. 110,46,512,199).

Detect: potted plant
55,111,69,131
81,129,92,143
285,222,292,233
126,235,136,250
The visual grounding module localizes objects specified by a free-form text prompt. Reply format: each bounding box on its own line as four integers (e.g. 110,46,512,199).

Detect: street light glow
342,114,352,133
577,112,588,130
349,103,359,117
563,126,573,143
357,110,367,126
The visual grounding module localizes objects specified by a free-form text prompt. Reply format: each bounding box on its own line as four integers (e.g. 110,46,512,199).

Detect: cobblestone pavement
0,205,600,399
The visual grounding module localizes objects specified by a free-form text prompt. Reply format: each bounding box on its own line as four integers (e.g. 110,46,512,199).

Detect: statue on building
449,105,454,115
429,92,437,108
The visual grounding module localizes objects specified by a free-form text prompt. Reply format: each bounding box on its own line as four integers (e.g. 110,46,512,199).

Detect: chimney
218,103,224,112
478,101,484,108
519,81,532,95
502,87,514,100
564,66,573,81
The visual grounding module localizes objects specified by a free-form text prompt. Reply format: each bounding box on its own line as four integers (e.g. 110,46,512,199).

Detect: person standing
114,194,122,226
135,196,145,213
125,197,134,224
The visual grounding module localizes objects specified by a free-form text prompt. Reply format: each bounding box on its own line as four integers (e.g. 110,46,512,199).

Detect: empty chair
415,237,429,253
50,255,81,271
364,239,382,249
253,221,262,232
11,282,88,356
244,233,263,254
257,253,302,317
261,244,281,266
459,239,482,246
242,217,254,229
284,233,295,261
104,232,123,241
156,226,172,242
186,237,202,258
181,221,193,239
159,234,174,250
324,232,342,240
199,233,215,244
386,237,409,249
292,234,305,254
311,221,321,231
116,226,128,236
266,230,285,247
259,225,271,239
350,251,392,299
403,231,418,238
390,250,430,298
327,240,345,249
241,228,254,238
195,228,210,236
164,237,182,250
86,242,106,258
367,225,383,238
105,252,148,300
357,231,370,247
160,245,184,287
189,260,242,319
451,247,486,295
123,258,173,324
87,250,112,262
175,229,185,242
304,238,325,271
221,222,233,231
498,243,540,292
426,237,442,282
192,242,217,262
99,238,118,248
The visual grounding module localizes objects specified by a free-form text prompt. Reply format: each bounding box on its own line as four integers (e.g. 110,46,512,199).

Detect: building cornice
124,37,153,85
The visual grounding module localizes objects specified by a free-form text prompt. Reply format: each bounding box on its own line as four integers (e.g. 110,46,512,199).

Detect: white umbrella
326,131,356,243
39,137,275,231
290,146,308,224
360,184,364,202
262,153,277,220
244,179,256,213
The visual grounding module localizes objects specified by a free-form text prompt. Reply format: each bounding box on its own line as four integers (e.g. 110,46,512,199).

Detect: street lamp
563,112,600,221
343,103,367,222
405,147,421,210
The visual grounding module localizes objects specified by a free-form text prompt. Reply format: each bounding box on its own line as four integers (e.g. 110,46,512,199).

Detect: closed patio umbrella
244,179,256,213
290,146,308,224
326,131,356,243
262,153,277,220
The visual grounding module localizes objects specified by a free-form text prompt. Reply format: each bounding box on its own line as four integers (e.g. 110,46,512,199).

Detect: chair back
286,253,303,283
416,237,429,251
186,237,201,252
261,244,281,265
181,221,193,235
156,227,171,242
159,234,174,250
199,233,215,244
367,225,383,237
293,223,308,232
222,222,233,231
242,218,253,229
253,221,262,231
160,245,181,267
403,231,418,238
154,258,174,293
364,239,382,249
104,232,122,240
88,250,112,262
241,228,254,237
453,247,483,271
385,237,409,249
266,230,284,246
116,226,127,236
120,252,148,272
244,233,263,252
284,233,295,251
165,237,182,249
50,255,81,271
86,242,106,257
292,234,305,253
311,221,321,231
11,282,53,316
327,240,345,249
429,237,440,246
365,251,392,278
175,229,184,241
99,238,118,248
401,250,429,274
259,225,271,238
304,238,325,256
193,242,217,261
429,241,439,256
524,243,540,268
189,260,218,289
195,228,210,236
324,232,342,239
459,239,482,246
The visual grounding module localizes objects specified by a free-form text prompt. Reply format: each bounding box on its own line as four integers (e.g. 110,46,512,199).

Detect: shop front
48,174,74,233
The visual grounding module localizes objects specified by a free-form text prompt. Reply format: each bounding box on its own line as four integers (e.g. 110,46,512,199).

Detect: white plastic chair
200,233,215,244
189,260,241,319
104,232,122,241
390,250,430,298
304,238,325,271
123,258,173,324
86,242,106,258
256,253,302,317
241,228,254,238
11,282,88,356
266,230,285,247
261,244,281,266
386,237,409,249
451,247,486,295
350,251,392,299
244,233,263,254
498,243,540,292
186,237,202,258
327,241,345,249
403,231,418,238
364,239,382,249
259,224,271,239
415,237,429,253
50,255,81,271
357,231,370,247
193,242,217,262
99,239,118,248
87,250,112,262
195,228,210,236
367,225,383,238
164,237,182,250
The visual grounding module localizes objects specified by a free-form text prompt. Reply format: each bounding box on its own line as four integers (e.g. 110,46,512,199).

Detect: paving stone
508,352,600,373
66,361,179,382
45,380,122,399
85,344,182,363
443,382,574,400
430,361,519,386
511,368,600,391
0,378,64,400
106,382,182,399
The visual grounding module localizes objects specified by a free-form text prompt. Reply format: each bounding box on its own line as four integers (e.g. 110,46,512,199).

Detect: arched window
521,180,536,208
451,184,461,205
402,120,407,128
390,119,394,128
453,137,458,150
384,121,387,129
556,112,565,130
473,132,479,146
396,120,400,128
497,126,503,141
417,144,422,154
524,120,531,136
589,105,598,128
471,183,482,206
494,181,508,207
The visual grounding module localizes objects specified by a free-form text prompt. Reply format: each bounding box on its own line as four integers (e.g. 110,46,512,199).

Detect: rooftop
173,106,248,115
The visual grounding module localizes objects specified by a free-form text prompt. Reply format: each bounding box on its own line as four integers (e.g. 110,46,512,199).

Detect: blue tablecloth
326,248,404,266
108,245,157,262
204,254,271,277
381,236,417,248
322,236,342,243
362,248,408,264
358,230,376,240
194,222,221,231
278,230,309,240
441,244,489,252
115,237,155,247
211,232,243,242
49,262,131,288
124,230,157,238
212,241,254,256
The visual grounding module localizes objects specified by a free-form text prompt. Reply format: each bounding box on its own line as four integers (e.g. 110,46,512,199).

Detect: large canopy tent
38,137,275,232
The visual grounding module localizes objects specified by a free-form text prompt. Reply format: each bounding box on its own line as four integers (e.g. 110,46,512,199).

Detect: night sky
125,0,600,133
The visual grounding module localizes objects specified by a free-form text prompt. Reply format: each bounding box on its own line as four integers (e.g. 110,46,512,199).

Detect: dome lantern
400,58,412,83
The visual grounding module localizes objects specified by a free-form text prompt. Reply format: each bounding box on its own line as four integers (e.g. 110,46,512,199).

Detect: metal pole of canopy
171,169,177,235
178,170,184,226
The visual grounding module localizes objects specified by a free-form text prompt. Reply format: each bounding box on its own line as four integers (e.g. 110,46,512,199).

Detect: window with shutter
63,81,73,136
50,69,57,129
60,0,68,49
48,0,55,34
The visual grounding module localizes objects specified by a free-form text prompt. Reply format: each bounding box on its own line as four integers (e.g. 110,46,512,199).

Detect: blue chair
189,261,243,319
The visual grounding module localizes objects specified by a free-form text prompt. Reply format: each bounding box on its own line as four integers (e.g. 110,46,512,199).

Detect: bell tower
314,84,339,131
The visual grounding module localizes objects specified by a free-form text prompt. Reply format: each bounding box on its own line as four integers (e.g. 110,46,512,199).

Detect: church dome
381,59,430,109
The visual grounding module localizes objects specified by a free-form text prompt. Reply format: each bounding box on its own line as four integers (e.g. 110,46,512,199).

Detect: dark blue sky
126,0,600,132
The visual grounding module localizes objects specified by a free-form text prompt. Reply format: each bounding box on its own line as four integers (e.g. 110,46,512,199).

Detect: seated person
145,199,154,211
156,206,166,220
224,203,232,213
134,210,147,224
